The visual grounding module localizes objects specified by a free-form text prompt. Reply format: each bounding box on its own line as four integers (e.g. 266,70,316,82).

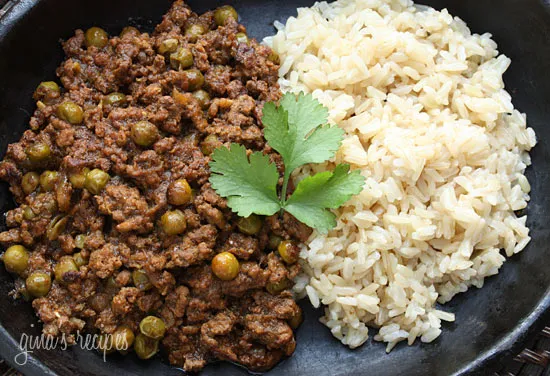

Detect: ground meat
244,314,294,352
88,243,124,279
167,225,217,268
111,287,141,316
0,1,304,373
165,285,190,318
220,233,259,260
96,182,153,233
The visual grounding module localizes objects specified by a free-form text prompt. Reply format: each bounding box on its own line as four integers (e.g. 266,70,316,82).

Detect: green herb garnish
209,92,365,233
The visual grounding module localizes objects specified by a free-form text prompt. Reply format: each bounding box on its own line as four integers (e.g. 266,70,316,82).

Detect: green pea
26,143,51,163
39,171,59,192
120,26,139,38
214,5,238,26
268,234,282,250
132,269,152,291
84,169,110,195
26,272,52,297
46,215,68,241
69,168,90,189
277,240,299,264
130,121,159,147
73,252,88,268
113,326,135,352
160,210,187,235
185,24,206,43
37,81,60,93
88,293,110,312
236,214,262,235
211,252,239,281
184,132,199,146
134,333,159,360
102,92,127,107
169,47,194,70
35,81,61,103
3,245,29,275
267,50,280,64
20,288,32,302
184,69,204,91
139,316,166,339
158,38,179,54
167,179,193,206
192,90,210,110
74,234,87,249
235,32,249,45
23,206,36,220
85,27,109,48
21,172,40,194
105,276,119,290
266,278,291,295
54,256,78,282
200,134,221,156
56,102,84,124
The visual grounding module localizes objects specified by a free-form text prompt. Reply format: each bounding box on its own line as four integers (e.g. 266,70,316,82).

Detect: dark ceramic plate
1,0,550,375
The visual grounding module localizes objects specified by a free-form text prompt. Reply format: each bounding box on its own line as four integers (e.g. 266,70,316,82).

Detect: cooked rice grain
265,0,536,351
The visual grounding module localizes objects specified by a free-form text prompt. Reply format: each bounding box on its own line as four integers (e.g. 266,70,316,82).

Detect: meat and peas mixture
0,1,310,371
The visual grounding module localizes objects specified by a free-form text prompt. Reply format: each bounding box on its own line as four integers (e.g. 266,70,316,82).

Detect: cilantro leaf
284,164,365,233
263,92,344,174
280,92,329,138
261,101,288,140
209,93,365,234
209,144,280,217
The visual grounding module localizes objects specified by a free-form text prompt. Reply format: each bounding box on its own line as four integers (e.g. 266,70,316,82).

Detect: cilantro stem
279,170,291,214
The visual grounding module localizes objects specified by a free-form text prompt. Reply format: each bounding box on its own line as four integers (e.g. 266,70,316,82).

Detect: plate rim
0,0,549,375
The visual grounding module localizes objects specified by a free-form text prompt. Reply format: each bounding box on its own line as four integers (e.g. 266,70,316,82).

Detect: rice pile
264,0,537,350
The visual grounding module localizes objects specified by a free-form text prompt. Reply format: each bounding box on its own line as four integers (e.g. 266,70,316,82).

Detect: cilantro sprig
209,92,365,233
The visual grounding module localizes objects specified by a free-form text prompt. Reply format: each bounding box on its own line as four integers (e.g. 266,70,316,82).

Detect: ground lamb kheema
0,1,310,372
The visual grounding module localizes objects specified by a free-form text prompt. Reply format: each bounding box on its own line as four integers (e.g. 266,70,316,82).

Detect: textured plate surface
0,0,550,375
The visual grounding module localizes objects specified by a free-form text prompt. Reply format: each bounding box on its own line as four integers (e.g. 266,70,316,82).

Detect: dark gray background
0,0,549,376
